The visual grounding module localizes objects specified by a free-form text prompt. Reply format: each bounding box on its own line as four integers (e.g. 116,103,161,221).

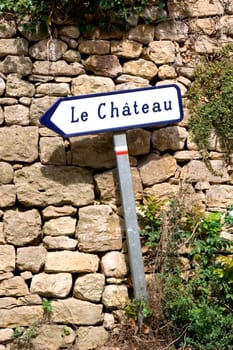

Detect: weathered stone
71,75,115,95
4,209,41,246
0,106,4,124
0,20,17,38
158,64,177,79
33,60,85,76
111,39,143,58
128,24,154,44
60,35,79,49
101,252,127,278
127,128,151,155
43,216,76,236
70,134,115,169
143,182,179,200
174,150,201,161
152,126,188,151
0,276,29,297
0,328,14,343
0,38,28,57
0,273,13,282
14,163,94,207
139,154,177,186
115,74,149,86
189,18,216,35
0,305,43,327
30,96,57,125
0,55,32,75
0,126,38,162
17,294,42,306
0,185,16,207
0,245,15,272
32,325,75,350
6,74,35,97
43,235,77,250
0,78,5,96
45,251,99,273
76,205,123,253
155,21,188,42
4,104,29,126
31,272,72,298
180,160,229,183
52,298,103,325
195,181,211,190
29,39,68,61
79,40,110,54
63,49,81,63
36,82,70,96
39,136,66,165
220,15,233,37
84,55,122,78
206,185,233,209
122,58,158,80
102,285,128,309
59,25,80,38
168,0,224,18
94,167,143,204
156,79,187,96
18,22,49,41
0,97,17,105
73,273,105,302
76,326,109,350
143,41,175,64
0,162,14,184
194,35,218,54
0,222,4,244
42,205,77,219
0,297,17,309
16,246,47,273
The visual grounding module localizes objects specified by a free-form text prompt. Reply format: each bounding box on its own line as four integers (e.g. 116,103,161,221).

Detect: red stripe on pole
115,150,128,156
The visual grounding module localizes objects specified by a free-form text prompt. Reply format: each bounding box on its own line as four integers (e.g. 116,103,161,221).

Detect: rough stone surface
32,325,75,350
39,136,66,165
42,205,77,219
0,277,29,297
0,38,28,57
16,246,47,273
73,273,105,302
0,162,13,184
4,104,30,126
0,305,43,327
101,252,127,278
102,285,128,309
0,55,32,75
152,126,188,151
6,73,35,97
111,39,143,58
30,272,72,298
181,160,229,183
43,235,77,250
0,185,16,207
143,41,176,64
122,58,158,80
76,205,123,252
79,40,110,55
29,39,68,61
77,326,109,350
43,216,76,236
0,245,15,272
71,75,115,95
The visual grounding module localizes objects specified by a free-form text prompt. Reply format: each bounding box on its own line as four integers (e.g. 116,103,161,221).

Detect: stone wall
0,1,233,349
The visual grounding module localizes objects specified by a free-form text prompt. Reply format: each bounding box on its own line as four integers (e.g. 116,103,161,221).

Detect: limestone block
0,55,32,75
70,134,115,169
220,15,233,37
206,185,233,209
143,41,175,64
16,246,47,273
194,35,219,54
155,21,188,42
84,54,122,78
0,106,4,124
29,39,68,61
158,64,177,79
180,160,229,183
0,20,16,38
39,137,66,165
128,24,154,44
0,222,4,244
139,154,177,186
101,252,127,278
63,49,81,63
45,251,99,273
43,216,76,236
79,40,110,54
76,326,109,350
36,82,70,96
30,272,72,298
156,79,187,96
122,58,158,80
0,162,14,184
0,276,29,297
32,60,85,76
0,77,5,96
168,0,224,18
111,39,143,58
0,305,43,327
0,97,17,106
0,297,17,309
0,245,15,272
0,328,14,343
0,126,38,162
32,325,75,350
0,38,28,57
30,96,57,125
6,74,35,97
73,273,105,302
94,167,143,204
76,205,123,252
152,126,188,152
102,285,128,309
174,150,201,161
4,104,30,126
52,298,103,325
4,209,41,246
0,185,16,207
115,74,149,87
71,75,115,95
59,25,80,38
43,236,77,250
14,163,94,207
17,294,42,306
189,18,216,36
42,205,77,219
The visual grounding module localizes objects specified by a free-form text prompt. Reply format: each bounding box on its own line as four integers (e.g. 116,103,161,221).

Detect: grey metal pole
113,132,147,303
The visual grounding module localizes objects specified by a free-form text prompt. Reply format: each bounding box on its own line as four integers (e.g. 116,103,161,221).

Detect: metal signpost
40,84,183,306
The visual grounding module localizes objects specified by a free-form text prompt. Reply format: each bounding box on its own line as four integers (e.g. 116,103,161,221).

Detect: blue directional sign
40,84,183,137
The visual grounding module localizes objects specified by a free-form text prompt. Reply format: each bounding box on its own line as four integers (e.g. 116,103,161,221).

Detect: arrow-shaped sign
40,84,183,137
